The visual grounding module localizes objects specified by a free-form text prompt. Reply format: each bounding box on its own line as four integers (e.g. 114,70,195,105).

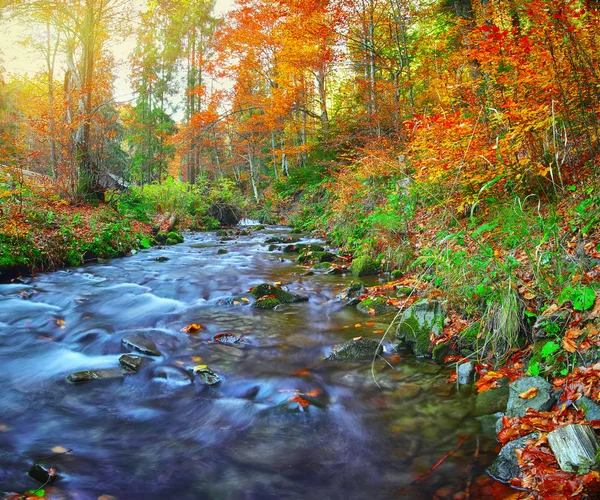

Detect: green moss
297,250,336,264
312,262,332,270
252,297,281,309
166,237,178,245
216,229,228,237
167,231,184,243
357,296,390,315
391,270,403,279
250,283,308,303
349,255,379,276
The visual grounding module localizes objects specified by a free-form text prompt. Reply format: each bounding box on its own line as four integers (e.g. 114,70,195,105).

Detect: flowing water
0,228,507,499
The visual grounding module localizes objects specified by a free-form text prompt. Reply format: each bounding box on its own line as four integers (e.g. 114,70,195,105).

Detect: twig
410,434,469,485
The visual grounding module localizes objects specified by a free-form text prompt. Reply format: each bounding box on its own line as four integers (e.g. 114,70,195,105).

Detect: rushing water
0,228,506,499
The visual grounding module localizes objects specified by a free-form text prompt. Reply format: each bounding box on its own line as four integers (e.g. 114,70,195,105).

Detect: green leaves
540,340,560,358
139,237,152,249
559,286,596,311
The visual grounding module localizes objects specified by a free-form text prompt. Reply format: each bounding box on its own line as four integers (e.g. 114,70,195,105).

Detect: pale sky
0,0,235,104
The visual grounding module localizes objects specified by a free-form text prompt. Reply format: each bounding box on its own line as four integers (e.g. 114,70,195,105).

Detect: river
0,227,509,499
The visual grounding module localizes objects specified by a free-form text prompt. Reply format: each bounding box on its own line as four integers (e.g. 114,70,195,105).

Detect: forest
1,0,600,499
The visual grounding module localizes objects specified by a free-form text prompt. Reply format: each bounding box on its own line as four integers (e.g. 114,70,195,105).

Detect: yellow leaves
51,446,69,453
562,337,578,353
182,323,203,333
191,356,202,362
519,387,538,399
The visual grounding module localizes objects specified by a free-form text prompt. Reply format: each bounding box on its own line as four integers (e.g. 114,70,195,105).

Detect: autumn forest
1,0,600,499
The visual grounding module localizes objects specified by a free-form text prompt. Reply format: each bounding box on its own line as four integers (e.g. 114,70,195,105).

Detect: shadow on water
0,228,506,499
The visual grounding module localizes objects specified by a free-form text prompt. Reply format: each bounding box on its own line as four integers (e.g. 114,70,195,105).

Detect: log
547,424,598,474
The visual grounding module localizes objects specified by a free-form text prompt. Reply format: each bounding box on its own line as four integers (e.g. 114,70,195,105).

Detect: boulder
547,424,598,473
432,342,451,364
474,379,510,416
395,383,421,400
395,300,445,356
476,412,504,441
121,334,161,356
282,243,324,253
67,368,125,383
326,338,383,361
458,361,476,386
191,364,221,385
167,231,184,244
506,376,556,417
297,250,336,264
488,433,539,483
252,297,280,309
349,255,379,276
119,354,145,372
357,296,391,315
250,283,308,304
577,396,600,421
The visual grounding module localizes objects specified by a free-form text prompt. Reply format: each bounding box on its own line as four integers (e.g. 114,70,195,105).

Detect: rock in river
357,296,391,315
250,283,308,304
191,364,221,385
326,337,383,361
396,299,445,356
121,334,161,356
67,368,126,383
119,354,145,372
488,433,539,483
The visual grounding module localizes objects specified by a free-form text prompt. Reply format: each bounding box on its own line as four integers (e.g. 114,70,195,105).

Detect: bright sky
0,0,235,103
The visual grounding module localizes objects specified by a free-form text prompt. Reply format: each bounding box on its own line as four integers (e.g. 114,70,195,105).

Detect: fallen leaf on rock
182,324,203,333
289,395,310,408
291,369,310,376
373,329,385,334
354,323,362,328
519,387,538,399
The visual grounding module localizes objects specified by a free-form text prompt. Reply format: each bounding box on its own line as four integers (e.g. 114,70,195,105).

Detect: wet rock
166,237,178,245
216,296,249,306
395,299,445,356
326,337,383,361
297,250,336,264
488,433,539,483
167,231,184,244
28,462,57,484
577,396,600,421
119,354,145,372
267,244,279,251
474,379,510,416
282,243,324,253
395,383,421,400
153,366,192,386
191,364,221,385
325,266,344,275
547,424,598,473
264,236,299,244
67,368,125,383
311,262,332,271
432,342,451,364
250,283,308,303
155,256,169,262
476,412,503,441
357,296,391,315
217,249,228,255
213,333,241,345
252,297,281,309
457,361,476,385
216,229,229,237
349,255,379,276
507,376,556,417
430,378,455,397
121,334,161,356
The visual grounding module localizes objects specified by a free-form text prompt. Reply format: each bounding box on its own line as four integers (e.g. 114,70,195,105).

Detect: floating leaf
183,323,203,333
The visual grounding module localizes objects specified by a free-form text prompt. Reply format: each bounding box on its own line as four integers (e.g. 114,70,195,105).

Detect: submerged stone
326,337,383,361
67,368,125,383
121,334,161,356
28,462,57,484
119,354,145,372
395,383,421,400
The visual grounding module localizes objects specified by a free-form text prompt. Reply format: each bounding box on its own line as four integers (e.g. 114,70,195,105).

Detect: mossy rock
396,286,414,297
391,270,403,279
349,255,379,276
357,296,391,315
282,243,324,253
155,232,168,244
326,338,383,361
167,231,184,243
395,299,445,356
250,283,308,304
217,249,228,255
474,379,510,416
166,237,178,245
297,250,336,264
252,297,281,309
347,281,366,298
216,229,228,237
312,262,332,271
432,342,451,364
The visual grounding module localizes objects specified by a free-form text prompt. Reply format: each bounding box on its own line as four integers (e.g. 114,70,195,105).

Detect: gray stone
578,396,600,421
121,334,161,356
507,376,556,417
547,424,598,473
488,433,539,483
395,300,445,356
119,354,145,371
476,412,503,441
474,380,510,416
325,266,344,275
67,368,125,383
326,338,383,361
191,365,221,385
458,361,476,386
357,296,391,315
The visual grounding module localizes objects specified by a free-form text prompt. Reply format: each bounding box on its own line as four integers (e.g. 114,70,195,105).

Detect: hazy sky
0,0,235,103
